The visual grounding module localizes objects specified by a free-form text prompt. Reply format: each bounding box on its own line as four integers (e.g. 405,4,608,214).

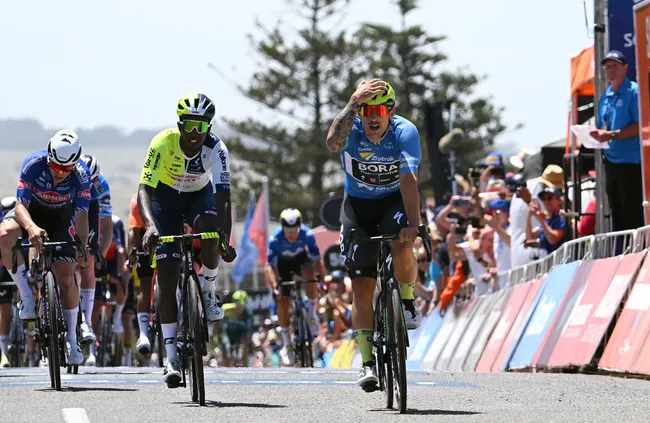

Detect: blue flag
230,193,259,285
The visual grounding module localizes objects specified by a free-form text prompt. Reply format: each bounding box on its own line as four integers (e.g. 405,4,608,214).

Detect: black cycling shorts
4,204,76,262
135,254,154,278
276,254,311,297
0,267,15,305
339,191,409,279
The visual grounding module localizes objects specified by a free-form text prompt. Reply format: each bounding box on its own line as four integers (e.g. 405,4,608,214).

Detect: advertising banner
436,298,479,371
464,290,510,371
600,252,650,372
610,0,639,81
508,262,580,371
634,0,650,224
449,295,494,372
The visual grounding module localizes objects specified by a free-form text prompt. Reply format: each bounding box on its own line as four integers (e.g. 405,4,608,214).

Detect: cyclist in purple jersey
0,129,91,366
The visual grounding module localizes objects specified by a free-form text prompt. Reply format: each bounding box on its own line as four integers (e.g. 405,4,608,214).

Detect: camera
505,173,526,193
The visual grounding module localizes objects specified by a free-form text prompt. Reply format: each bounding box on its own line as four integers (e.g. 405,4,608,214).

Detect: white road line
415,381,437,386
62,408,90,423
333,381,356,384
89,380,110,384
136,380,158,384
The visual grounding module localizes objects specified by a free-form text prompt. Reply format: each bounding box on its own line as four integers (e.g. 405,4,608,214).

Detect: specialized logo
393,211,404,225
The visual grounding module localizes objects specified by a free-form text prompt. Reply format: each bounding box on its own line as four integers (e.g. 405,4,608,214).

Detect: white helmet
48,129,82,166
81,154,101,180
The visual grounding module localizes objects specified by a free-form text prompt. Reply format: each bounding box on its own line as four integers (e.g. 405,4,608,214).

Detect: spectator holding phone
447,224,495,296
525,187,568,254
484,199,511,273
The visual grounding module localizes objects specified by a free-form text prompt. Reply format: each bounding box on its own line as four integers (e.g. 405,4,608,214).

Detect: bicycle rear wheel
188,276,205,405
298,307,313,368
46,273,62,391
388,279,407,413
98,308,109,367
153,282,165,367
9,304,22,368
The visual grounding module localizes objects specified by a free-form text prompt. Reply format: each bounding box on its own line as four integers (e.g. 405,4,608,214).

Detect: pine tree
224,0,358,223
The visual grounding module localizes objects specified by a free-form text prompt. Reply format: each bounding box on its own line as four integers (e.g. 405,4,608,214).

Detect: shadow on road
37,386,138,393
175,401,287,409
370,408,483,416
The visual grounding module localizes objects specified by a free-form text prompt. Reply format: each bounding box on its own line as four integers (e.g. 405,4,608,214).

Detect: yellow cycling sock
399,281,415,300
354,329,374,364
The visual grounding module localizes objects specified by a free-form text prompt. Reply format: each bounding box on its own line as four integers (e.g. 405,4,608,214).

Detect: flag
230,192,258,285
248,180,269,266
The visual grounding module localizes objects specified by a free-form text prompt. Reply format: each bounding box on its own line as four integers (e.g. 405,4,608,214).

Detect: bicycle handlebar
11,235,86,273
344,224,432,270
146,229,237,267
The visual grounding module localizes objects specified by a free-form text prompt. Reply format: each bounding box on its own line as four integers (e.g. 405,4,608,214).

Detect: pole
594,0,610,234
448,103,458,196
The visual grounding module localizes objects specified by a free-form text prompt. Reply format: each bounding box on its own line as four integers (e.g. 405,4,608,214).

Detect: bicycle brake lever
418,225,432,262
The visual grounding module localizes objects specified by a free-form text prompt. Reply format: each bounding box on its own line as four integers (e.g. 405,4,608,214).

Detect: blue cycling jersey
17,150,91,211
267,224,321,265
338,115,421,199
91,173,112,218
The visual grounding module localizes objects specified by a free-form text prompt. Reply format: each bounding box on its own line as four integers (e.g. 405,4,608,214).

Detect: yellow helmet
176,93,216,120
365,82,396,107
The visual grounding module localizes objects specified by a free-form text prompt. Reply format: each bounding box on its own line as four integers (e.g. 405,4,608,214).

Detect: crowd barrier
324,224,650,379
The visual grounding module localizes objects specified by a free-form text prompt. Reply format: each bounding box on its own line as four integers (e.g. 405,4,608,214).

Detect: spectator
510,165,563,267
447,224,495,296
525,187,568,254
578,198,597,237
590,50,643,232
485,199,511,275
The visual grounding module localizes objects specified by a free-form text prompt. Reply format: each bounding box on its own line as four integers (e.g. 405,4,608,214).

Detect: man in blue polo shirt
590,50,643,231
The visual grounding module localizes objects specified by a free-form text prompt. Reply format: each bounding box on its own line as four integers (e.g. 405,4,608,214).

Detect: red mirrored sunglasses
359,104,388,117
49,161,75,174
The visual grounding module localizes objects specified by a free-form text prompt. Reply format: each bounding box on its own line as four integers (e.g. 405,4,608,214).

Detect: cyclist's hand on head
27,224,47,254
352,79,390,105
142,225,159,255
399,226,419,243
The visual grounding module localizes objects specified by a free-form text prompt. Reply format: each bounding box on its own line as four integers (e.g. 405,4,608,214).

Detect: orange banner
634,1,650,225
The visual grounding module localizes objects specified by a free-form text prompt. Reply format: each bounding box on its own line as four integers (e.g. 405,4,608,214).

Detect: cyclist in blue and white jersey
326,79,422,390
77,154,114,349
0,129,91,366
265,208,323,366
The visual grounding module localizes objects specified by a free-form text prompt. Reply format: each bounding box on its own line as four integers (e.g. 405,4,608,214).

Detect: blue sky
0,0,593,150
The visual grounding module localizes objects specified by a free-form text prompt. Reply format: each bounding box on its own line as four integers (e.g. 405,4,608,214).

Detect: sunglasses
181,119,210,134
48,160,75,174
359,104,390,117
283,226,299,234
540,195,556,202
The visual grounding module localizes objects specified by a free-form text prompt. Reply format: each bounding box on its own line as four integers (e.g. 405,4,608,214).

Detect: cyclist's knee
0,221,20,250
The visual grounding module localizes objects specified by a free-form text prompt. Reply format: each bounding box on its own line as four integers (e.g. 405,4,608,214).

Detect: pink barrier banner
546,257,620,368
449,295,495,372
600,252,650,372
491,277,545,372
533,261,594,368
436,298,479,371
476,284,530,372
465,290,510,371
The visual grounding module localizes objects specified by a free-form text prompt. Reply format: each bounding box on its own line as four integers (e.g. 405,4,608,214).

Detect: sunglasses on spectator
48,160,75,174
540,195,556,202
181,119,210,134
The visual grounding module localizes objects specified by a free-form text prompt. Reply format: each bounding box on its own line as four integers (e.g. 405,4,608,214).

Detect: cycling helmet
232,290,248,305
1,197,17,218
280,208,302,228
48,129,82,166
176,93,216,121
81,154,101,180
330,270,345,280
365,82,396,107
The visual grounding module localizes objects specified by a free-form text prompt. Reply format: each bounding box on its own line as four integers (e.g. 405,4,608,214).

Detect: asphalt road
1,366,649,422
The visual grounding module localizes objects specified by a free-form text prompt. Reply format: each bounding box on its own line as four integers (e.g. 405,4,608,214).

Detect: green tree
354,0,509,185
224,0,359,224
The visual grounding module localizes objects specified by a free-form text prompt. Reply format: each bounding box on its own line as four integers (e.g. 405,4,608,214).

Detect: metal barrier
592,230,637,259
555,235,594,264
634,225,650,253
508,266,526,287
522,253,554,282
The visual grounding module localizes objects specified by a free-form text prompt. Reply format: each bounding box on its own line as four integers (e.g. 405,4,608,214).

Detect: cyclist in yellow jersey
138,93,233,387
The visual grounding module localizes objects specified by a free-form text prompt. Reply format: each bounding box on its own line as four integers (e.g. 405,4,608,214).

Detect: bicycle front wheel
188,276,205,405
298,307,313,368
388,279,407,413
46,273,62,391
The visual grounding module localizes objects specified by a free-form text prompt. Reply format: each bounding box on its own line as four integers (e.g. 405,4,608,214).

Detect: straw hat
535,165,564,190
509,148,538,170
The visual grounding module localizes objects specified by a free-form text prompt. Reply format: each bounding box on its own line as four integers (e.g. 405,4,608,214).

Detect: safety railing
522,253,554,283
508,266,526,287
634,225,650,253
592,230,637,259
555,235,594,264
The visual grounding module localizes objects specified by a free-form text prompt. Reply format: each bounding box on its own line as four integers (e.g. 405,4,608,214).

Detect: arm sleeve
212,142,231,193
267,236,278,266
16,156,38,206
74,170,92,212
304,229,321,260
140,133,165,188
398,123,421,175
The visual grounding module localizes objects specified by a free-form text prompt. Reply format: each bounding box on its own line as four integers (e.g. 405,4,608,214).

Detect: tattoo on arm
326,100,359,152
